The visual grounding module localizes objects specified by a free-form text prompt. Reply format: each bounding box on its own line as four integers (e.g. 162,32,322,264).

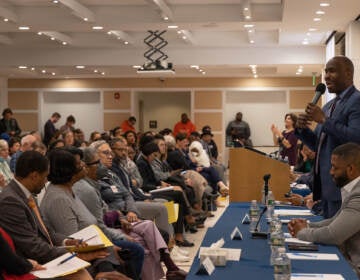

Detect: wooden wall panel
194,112,222,131
104,112,130,131
194,91,222,109
8,91,38,110
8,77,321,89
289,90,323,109
15,113,38,132
212,134,224,158
103,91,131,110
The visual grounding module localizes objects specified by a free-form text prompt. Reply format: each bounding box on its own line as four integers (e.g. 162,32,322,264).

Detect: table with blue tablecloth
187,203,357,279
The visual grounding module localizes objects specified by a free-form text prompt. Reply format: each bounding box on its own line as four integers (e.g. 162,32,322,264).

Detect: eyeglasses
112,147,127,152
86,159,100,166
100,150,113,157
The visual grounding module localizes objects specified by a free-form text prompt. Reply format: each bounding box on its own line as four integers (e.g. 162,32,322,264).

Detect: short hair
48,139,65,151
141,142,159,156
159,128,172,136
139,135,154,150
0,139,8,150
333,55,354,76
332,143,360,169
82,147,97,164
164,135,176,149
52,112,61,118
129,116,137,122
15,151,49,178
47,148,77,184
31,141,46,152
8,137,20,148
89,140,108,151
154,134,165,141
285,113,298,126
2,108,12,117
111,126,121,137
66,115,76,123
123,130,137,139
175,133,187,142
110,137,126,148
21,135,36,146
64,146,83,159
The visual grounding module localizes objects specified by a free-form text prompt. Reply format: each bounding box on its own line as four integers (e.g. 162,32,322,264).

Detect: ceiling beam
147,0,174,21
108,31,135,45
58,0,95,22
39,31,73,45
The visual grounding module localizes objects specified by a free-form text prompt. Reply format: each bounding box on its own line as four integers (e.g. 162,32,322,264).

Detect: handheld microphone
251,206,268,239
311,83,326,105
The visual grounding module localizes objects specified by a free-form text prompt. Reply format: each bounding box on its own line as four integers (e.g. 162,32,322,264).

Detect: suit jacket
0,180,66,264
295,86,360,202
0,118,21,136
297,179,360,274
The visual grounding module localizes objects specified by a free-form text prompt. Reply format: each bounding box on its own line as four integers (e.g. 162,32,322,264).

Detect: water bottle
269,214,282,234
266,191,275,220
270,245,285,266
249,200,260,232
270,230,285,249
273,248,291,280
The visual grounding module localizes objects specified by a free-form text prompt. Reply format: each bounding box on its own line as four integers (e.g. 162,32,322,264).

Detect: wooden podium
229,147,290,202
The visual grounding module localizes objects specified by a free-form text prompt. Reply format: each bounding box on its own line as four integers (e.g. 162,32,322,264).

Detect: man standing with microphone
295,56,360,218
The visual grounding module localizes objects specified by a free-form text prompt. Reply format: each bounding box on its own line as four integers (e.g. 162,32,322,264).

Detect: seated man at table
288,142,360,276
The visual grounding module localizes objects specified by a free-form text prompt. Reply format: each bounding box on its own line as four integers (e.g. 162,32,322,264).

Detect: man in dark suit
288,143,360,277
0,108,21,137
0,151,124,280
295,56,360,218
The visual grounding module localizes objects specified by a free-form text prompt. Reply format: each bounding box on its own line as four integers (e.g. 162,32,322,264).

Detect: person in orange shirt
173,113,196,137
121,116,136,133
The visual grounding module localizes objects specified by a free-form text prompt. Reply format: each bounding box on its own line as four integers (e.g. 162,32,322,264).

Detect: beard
333,174,350,188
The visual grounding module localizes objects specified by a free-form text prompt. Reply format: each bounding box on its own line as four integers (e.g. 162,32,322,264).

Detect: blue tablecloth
187,203,357,279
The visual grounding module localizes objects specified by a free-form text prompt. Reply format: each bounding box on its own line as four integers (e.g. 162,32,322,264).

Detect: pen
292,273,324,278
293,253,317,258
57,253,77,266
83,235,97,243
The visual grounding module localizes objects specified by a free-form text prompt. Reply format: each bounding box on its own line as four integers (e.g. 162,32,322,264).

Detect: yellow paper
164,201,179,223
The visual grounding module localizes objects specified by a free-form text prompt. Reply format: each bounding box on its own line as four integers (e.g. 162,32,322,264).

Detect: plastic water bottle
270,245,286,265
269,214,282,234
270,230,285,249
249,200,260,232
266,191,275,219
273,248,291,280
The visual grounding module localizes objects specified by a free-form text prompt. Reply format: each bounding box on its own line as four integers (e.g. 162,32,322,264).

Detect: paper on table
32,253,90,278
287,253,339,260
199,247,241,261
291,273,344,279
275,209,314,216
285,237,313,245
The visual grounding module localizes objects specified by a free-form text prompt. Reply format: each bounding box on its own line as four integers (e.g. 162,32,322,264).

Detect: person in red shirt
173,113,196,137
121,116,136,133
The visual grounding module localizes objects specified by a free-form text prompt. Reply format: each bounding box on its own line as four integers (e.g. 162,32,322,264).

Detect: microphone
251,206,268,239
263,174,271,204
311,83,326,105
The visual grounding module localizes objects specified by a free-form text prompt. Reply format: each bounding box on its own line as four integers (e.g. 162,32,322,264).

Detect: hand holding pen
57,253,78,266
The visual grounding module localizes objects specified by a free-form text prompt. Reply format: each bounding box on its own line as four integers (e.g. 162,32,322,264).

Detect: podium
229,147,290,202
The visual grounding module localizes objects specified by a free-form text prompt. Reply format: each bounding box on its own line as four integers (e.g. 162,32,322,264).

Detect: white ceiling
0,0,358,79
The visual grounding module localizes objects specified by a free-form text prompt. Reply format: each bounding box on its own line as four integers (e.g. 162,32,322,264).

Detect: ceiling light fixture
37,32,42,35
62,41,67,45
50,37,55,40
316,10,325,15
132,65,141,69
18,26,30,30
320,2,330,7
94,69,98,72
3,18,8,22
92,26,103,30
313,18,321,21
51,72,56,76
18,66,27,69
31,67,35,71
242,0,252,20
124,41,129,45
42,70,46,73
309,28,317,32
244,24,254,28
52,0,59,3
190,65,199,69
76,65,85,69
167,25,178,29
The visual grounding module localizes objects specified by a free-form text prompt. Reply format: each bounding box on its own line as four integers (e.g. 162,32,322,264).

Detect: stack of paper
275,209,314,216
287,253,339,260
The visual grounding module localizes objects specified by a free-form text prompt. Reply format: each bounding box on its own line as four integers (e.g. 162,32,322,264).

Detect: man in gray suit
296,55,360,218
288,143,360,276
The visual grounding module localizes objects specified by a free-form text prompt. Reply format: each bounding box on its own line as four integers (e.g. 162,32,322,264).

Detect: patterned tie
28,196,53,246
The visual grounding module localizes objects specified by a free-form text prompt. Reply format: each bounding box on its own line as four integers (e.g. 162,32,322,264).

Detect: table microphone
263,174,271,204
251,206,268,239
311,83,326,105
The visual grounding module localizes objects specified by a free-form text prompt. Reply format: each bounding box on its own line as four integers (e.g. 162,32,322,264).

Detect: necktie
315,96,341,174
28,196,53,246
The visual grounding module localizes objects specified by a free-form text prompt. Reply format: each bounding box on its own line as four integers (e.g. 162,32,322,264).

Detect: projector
137,60,175,75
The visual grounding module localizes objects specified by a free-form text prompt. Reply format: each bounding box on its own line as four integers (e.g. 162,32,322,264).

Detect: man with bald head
9,134,37,173
296,56,360,218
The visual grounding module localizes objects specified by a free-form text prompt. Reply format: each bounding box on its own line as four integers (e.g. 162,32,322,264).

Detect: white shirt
13,177,32,199
341,176,360,203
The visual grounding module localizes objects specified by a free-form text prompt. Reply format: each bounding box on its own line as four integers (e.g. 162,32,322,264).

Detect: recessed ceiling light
117,37,121,40
18,66,27,69
313,18,321,21
244,7,249,11
296,72,301,75
83,18,88,21
42,70,46,73
62,41,67,45
320,2,330,7
3,18,8,22
101,72,105,75
254,74,258,78
167,25,178,29
107,31,112,35
52,0,59,3
18,26,30,30
302,41,309,45
37,32,42,35
250,40,255,44
298,69,303,73
177,30,182,34
245,16,251,19
202,72,206,75
190,65,199,69
182,36,187,40
50,37,55,40
163,16,169,21
248,29,253,33
133,65,141,69
92,26,103,30
76,65,85,69
94,69,98,73
199,69,204,72
308,28,317,32
51,72,56,76
124,41,129,45
316,10,325,15
244,24,254,28
31,67,35,71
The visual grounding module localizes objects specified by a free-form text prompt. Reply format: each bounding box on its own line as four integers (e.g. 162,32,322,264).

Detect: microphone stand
263,174,271,205
251,206,268,239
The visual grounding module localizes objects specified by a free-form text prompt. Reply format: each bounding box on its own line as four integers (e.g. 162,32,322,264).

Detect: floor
171,196,229,274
